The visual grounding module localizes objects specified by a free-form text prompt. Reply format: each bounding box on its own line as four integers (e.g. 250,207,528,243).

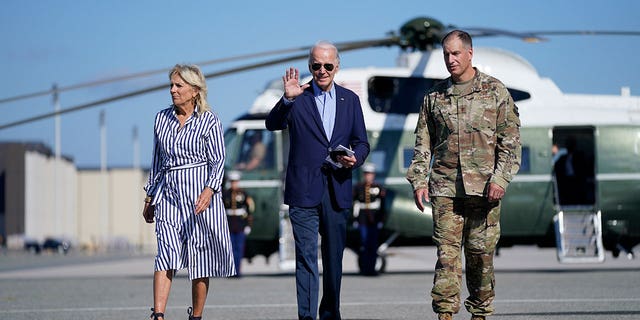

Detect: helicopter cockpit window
224,128,240,169
368,76,439,114
368,76,531,115
233,129,274,171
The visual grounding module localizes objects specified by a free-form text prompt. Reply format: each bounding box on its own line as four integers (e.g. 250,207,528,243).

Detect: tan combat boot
437,313,453,320
470,315,485,320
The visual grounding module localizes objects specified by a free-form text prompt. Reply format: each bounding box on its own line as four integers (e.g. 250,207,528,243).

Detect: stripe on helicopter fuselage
237,180,282,188
381,173,640,186
236,173,640,189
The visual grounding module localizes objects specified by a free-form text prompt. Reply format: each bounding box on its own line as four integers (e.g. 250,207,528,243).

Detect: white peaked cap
362,163,376,173
228,170,242,181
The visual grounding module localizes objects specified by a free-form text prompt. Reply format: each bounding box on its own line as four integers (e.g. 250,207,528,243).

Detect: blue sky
1,0,639,168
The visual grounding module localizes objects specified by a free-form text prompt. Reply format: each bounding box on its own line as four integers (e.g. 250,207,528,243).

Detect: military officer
406,30,521,320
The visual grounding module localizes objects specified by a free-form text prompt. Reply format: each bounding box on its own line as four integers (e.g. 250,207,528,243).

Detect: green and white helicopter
222,17,640,272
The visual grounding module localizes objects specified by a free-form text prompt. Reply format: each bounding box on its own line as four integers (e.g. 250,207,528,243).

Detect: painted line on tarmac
496,298,640,303
2,298,640,314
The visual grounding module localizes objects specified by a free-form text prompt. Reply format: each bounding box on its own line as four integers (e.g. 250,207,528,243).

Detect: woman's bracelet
144,196,153,203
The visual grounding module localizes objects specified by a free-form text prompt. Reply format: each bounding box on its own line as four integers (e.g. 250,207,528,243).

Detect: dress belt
352,199,382,217
168,161,207,171
152,162,207,205
226,208,248,216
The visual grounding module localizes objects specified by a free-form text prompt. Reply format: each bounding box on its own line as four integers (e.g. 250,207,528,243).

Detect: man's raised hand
283,67,310,101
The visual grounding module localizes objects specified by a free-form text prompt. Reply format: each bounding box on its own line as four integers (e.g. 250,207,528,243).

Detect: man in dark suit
266,41,369,320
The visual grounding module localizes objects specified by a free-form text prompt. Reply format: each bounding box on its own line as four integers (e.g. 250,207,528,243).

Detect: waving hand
283,67,310,101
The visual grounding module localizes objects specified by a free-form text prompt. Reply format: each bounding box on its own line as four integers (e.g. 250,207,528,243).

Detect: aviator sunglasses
310,63,335,71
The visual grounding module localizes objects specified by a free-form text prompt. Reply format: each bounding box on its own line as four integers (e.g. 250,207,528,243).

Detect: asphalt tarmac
0,245,639,320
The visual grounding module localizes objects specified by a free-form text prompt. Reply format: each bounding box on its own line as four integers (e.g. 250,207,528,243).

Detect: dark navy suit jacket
265,83,369,209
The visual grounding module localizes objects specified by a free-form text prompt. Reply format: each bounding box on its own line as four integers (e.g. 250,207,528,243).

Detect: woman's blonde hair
169,64,211,112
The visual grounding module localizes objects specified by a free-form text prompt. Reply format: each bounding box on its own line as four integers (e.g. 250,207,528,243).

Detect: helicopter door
551,127,604,263
551,127,596,208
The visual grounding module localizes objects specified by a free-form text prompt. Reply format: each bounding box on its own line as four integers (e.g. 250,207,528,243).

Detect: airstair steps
553,210,605,263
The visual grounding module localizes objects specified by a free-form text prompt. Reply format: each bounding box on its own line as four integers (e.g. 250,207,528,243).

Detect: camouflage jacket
406,69,521,197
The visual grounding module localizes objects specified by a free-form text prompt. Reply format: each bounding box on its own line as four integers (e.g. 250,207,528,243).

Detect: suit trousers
289,177,348,320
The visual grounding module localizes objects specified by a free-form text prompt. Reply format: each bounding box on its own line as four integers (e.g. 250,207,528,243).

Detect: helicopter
2,17,638,273
221,17,640,272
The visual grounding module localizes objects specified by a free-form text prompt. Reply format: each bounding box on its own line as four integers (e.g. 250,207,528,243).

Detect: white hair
308,40,340,65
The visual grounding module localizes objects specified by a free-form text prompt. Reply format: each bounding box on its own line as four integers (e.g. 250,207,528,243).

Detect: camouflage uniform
406,69,521,315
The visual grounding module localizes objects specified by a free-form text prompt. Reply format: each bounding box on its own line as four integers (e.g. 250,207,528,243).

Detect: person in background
142,64,235,320
235,130,266,171
406,30,521,320
265,40,370,320
553,135,589,205
551,142,567,165
223,170,254,277
352,163,386,276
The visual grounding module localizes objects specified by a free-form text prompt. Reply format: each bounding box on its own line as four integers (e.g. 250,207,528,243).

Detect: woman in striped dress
142,64,235,320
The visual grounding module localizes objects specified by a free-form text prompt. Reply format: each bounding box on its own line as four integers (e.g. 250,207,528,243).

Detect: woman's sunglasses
310,63,335,71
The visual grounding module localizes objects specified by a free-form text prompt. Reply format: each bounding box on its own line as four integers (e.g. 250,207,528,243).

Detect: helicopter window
223,128,240,169
368,77,530,115
233,129,274,171
368,76,440,114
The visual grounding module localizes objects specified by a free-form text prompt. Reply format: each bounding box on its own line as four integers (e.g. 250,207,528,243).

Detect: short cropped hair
441,30,473,49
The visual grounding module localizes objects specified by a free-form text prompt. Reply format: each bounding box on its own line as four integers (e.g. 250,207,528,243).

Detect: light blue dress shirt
311,81,336,141
282,81,337,141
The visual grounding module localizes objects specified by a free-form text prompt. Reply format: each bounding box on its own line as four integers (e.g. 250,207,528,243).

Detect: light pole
100,110,109,248
53,84,61,237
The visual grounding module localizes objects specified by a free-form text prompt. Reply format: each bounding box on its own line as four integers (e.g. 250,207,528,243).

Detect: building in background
0,142,155,252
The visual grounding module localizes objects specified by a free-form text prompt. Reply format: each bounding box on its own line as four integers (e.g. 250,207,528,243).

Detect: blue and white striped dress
145,105,236,279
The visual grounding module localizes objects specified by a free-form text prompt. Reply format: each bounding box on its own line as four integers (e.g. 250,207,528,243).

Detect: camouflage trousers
430,196,501,316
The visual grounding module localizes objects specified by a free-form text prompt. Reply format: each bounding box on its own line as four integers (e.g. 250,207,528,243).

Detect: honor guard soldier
352,163,386,275
223,171,254,277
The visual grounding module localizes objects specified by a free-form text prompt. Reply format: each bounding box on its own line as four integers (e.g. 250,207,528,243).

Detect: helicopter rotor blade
0,36,401,106
334,37,401,51
525,30,640,42
4,14,639,130
464,28,640,43
0,46,315,105
465,27,548,42
401,17,640,47
0,35,400,131
0,52,304,130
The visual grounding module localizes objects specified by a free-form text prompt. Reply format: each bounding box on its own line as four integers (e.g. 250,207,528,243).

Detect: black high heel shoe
187,306,202,320
149,307,164,320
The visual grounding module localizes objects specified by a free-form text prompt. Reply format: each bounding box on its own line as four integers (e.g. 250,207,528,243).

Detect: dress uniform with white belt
352,163,386,275
223,171,254,276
